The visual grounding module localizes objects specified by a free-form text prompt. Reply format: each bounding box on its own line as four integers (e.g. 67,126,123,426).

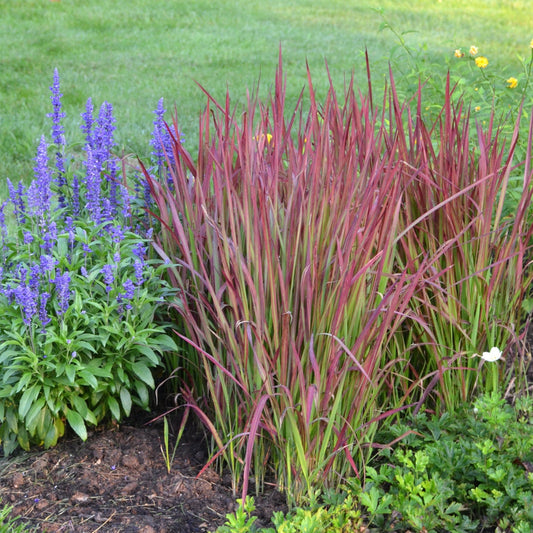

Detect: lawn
1,0,531,184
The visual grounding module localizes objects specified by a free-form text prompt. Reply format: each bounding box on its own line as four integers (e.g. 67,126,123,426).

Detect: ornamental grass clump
143,55,533,506
393,76,533,412
0,70,178,456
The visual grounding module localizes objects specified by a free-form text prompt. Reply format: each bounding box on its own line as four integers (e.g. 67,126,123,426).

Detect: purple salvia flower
132,242,147,259
26,181,41,217
82,243,92,255
7,179,25,225
84,146,102,224
93,101,116,170
34,136,52,215
23,231,33,245
29,264,41,291
101,264,114,293
151,98,168,169
0,201,8,247
122,278,135,300
81,97,94,149
14,284,38,326
134,259,144,286
41,221,57,254
120,184,131,219
80,266,88,277
71,176,80,218
39,291,51,330
113,251,120,263
47,68,66,206
107,158,119,212
40,254,57,274
54,270,71,315
47,69,66,147
102,198,113,224
65,216,76,246
120,278,135,311
110,224,125,244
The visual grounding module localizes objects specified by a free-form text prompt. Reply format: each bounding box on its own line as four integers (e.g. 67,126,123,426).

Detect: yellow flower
506,77,518,89
475,56,488,68
475,106,481,112
454,49,464,58
469,45,479,56
530,38,533,49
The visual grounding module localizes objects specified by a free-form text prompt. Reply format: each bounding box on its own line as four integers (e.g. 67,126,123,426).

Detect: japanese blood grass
391,75,533,413
141,59,533,505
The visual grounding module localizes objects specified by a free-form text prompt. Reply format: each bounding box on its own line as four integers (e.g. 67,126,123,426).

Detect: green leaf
71,396,89,418
19,384,41,419
133,344,160,365
25,398,46,435
132,363,154,388
65,364,76,384
107,396,121,421
79,370,98,389
120,388,132,417
154,334,179,352
66,410,87,441
134,381,149,407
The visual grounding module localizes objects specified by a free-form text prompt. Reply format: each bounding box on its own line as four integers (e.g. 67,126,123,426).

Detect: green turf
1,0,531,184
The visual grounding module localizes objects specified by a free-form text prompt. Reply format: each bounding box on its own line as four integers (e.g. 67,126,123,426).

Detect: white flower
480,347,502,362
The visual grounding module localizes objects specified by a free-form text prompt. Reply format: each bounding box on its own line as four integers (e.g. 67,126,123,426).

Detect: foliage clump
0,70,177,456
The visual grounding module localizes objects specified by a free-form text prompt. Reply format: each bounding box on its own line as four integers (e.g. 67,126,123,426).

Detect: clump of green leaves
216,494,365,533
0,71,178,456
349,392,533,532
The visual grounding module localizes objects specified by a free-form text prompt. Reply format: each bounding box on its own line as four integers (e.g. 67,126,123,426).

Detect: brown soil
0,416,287,533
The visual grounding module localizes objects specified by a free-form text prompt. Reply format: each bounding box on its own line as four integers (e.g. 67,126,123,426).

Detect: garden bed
0,417,287,533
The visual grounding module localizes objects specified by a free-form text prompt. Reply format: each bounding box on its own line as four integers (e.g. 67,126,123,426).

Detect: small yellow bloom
506,77,518,89
454,49,464,58
475,106,481,112
475,56,488,68
469,45,479,56
530,38,533,49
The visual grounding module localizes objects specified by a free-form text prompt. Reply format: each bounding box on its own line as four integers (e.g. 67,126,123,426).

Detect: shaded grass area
1,0,531,185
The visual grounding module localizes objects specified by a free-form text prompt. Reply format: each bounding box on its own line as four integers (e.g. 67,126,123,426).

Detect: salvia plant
142,53,533,506
0,69,178,456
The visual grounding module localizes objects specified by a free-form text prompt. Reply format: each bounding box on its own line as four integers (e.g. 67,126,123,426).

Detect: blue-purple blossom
84,146,102,224
0,201,8,247
134,259,144,286
47,69,66,203
132,243,147,259
47,68,66,147
7,179,26,225
110,225,125,244
120,185,131,219
33,136,53,215
81,97,94,149
40,254,57,274
14,284,38,326
71,176,80,217
54,270,71,315
29,264,41,291
41,221,57,254
39,291,51,330
82,243,92,255
113,251,120,263
101,264,114,293
23,232,33,245
93,101,116,170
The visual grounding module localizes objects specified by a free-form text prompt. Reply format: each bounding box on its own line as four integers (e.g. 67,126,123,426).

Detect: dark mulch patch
0,419,287,533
